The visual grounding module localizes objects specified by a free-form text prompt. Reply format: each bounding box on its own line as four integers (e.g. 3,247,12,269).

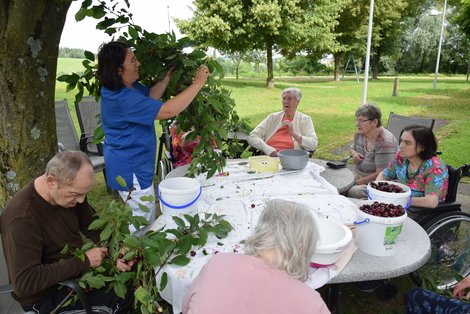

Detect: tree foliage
176,0,342,87
60,0,250,179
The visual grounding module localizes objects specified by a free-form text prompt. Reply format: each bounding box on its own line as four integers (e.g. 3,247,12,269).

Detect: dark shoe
353,280,384,293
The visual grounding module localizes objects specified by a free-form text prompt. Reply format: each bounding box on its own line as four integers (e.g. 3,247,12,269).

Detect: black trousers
22,285,134,313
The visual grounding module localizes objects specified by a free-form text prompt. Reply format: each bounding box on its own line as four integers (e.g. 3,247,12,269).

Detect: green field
57,57,470,168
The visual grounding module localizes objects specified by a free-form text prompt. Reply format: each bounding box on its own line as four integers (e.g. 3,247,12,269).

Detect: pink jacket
183,253,331,314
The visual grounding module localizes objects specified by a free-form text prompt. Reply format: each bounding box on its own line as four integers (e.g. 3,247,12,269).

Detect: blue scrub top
100,82,163,190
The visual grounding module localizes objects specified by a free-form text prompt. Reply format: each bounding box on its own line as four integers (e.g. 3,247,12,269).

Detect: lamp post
433,0,447,90
167,5,171,33
362,0,374,105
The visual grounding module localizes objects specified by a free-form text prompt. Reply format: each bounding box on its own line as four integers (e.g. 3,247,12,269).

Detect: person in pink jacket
183,199,331,314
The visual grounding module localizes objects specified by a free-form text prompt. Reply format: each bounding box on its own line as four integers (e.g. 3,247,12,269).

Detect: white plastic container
157,177,202,216
367,181,412,208
311,218,353,266
355,201,407,256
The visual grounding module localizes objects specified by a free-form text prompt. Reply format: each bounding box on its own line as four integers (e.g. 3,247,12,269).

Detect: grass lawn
54,61,470,313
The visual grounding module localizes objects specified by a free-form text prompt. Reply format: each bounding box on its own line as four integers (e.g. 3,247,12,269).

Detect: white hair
282,87,302,101
244,199,319,282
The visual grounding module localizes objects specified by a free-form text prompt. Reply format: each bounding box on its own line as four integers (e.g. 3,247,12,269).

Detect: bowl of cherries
366,181,411,208
358,201,406,218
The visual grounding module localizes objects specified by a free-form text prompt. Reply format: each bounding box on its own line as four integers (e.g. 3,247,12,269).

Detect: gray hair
45,151,93,186
244,199,319,282
355,103,382,127
282,87,302,102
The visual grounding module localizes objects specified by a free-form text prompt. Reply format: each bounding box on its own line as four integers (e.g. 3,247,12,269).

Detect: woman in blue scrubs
97,41,210,234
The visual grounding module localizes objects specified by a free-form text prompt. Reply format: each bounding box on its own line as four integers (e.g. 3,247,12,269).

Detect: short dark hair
97,41,129,91
355,103,382,127
400,125,437,160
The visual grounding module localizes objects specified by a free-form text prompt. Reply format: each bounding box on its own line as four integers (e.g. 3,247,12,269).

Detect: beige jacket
248,111,318,155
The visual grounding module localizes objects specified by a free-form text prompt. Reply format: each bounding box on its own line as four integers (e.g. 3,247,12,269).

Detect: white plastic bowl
311,218,353,266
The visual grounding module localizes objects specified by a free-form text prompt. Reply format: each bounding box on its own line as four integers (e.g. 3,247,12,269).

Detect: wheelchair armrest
0,283,13,295
407,202,461,215
60,279,93,314
0,280,93,314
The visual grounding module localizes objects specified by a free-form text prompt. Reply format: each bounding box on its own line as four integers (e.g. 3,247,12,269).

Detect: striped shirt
351,127,398,179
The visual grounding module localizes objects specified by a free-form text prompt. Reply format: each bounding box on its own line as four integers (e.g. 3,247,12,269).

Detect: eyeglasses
355,118,372,124
122,57,138,66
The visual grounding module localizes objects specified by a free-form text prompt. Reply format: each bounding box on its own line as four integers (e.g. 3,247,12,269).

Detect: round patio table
166,158,355,194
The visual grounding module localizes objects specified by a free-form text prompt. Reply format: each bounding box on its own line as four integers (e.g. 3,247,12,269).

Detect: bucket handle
353,218,371,225
156,185,202,209
366,188,413,210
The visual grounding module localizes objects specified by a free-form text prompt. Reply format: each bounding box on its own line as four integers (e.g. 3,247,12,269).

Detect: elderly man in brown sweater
0,151,133,313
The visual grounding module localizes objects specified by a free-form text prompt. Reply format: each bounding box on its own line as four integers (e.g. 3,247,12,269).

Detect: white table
154,159,430,313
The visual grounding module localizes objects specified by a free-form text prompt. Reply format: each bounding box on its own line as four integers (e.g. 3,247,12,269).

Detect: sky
60,0,194,53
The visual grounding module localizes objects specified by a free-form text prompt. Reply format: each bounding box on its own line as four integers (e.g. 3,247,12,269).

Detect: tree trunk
334,52,343,82
266,42,274,88
0,0,71,200
466,60,470,82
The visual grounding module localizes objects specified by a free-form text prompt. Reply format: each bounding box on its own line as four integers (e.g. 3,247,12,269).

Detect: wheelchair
408,164,470,290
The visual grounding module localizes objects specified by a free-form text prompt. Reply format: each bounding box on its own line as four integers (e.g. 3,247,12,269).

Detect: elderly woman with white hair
182,199,331,314
248,87,318,156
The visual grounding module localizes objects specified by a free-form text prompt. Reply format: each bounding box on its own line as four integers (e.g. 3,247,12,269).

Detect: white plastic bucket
367,181,412,209
157,177,202,217
354,201,407,256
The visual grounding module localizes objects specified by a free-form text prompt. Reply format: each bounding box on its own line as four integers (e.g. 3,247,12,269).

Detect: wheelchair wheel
410,211,470,290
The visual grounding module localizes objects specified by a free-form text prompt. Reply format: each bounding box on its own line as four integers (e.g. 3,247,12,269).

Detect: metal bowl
278,149,309,170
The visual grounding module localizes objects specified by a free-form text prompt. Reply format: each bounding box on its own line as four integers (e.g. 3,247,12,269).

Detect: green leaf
88,218,107,230
129,26,139,39
75,8,88,21
140,304,150,314
139,195,154,203
115,271,135,283
81,242,94,251
100,224,113,242
183,214,194,226
129,216,148,230
84,50,95,62
172,216,186,229
160,272,168,291
143,248,161,267
86,276,105,289
114,281,127,299
170,254,190,266
134,286,150,304
189,50,207,60
60,244,70,255
166,229,184,238
177,235,193,255
198,229,208,247
116,176,127,187
137,202,150,213
123,236,140,249
123,251,136,261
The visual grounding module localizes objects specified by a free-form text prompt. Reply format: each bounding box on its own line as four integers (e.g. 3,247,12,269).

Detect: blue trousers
406,287,470,314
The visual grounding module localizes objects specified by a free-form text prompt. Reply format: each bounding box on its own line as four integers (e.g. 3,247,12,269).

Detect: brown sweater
0,180,100,306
